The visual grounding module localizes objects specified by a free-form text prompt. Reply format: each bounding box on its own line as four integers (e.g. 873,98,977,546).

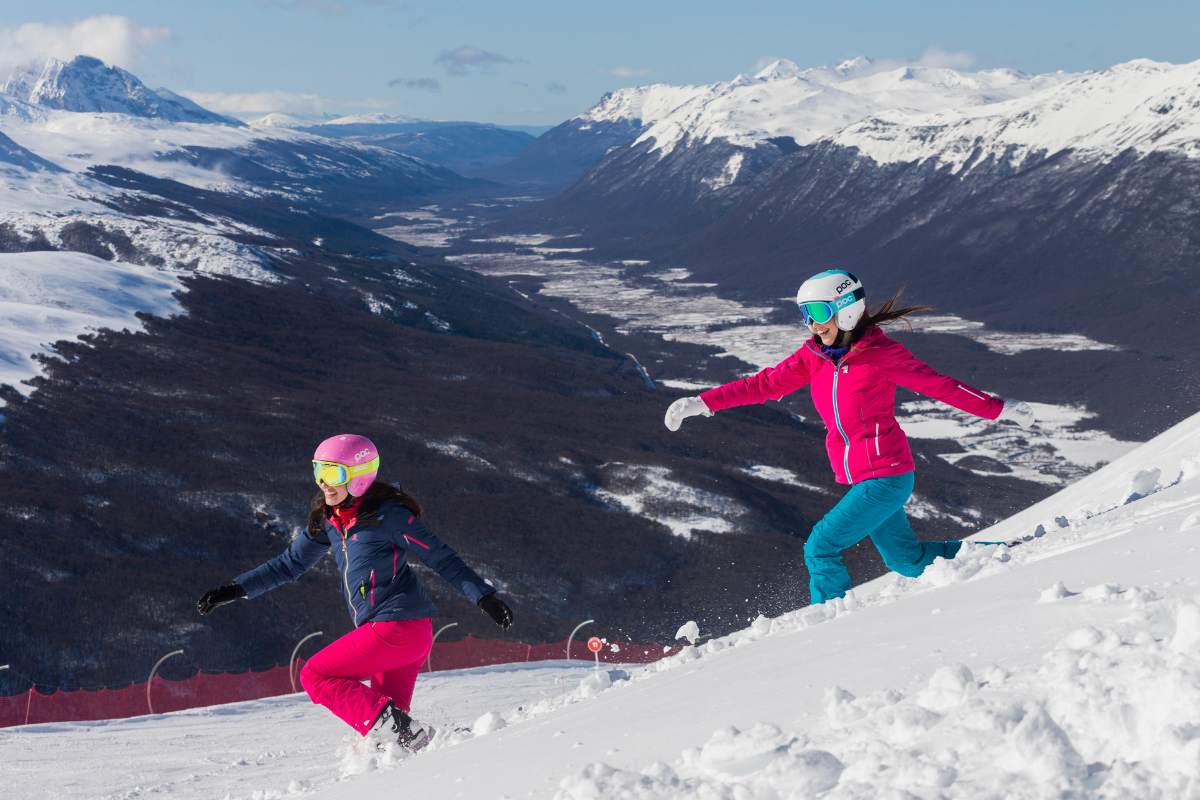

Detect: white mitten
998,400,1035,429
664,396,713,432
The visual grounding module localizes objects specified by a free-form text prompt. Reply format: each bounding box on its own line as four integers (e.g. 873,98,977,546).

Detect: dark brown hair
307,481,423,538
839,290,934,347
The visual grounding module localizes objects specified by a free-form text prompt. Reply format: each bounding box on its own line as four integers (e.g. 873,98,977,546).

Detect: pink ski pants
299,617,433,735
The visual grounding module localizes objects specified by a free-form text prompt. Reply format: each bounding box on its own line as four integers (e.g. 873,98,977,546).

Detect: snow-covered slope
576,83,709,128
6,409,1198,799
0,251,183,391
1,56,241,125
0,130,62,172
0,109,270,190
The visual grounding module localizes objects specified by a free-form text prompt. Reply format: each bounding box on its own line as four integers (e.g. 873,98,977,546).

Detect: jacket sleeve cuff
698,388,727,412
462,581,494,604
233,568,268,599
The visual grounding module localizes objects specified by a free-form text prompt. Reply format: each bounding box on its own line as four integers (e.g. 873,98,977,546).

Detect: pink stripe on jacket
699,326,1004,485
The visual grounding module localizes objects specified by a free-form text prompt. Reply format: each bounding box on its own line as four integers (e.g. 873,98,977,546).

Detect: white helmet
795,269,866,331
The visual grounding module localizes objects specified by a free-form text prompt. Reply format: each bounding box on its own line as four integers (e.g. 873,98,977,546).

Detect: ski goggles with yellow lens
798,287,865,325
312,457,379,487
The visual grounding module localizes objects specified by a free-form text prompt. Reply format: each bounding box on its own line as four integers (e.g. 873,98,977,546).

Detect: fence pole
426,623,459,672
566,619,595,661
24,687,33,725
146,649,185,715
289,632,324,692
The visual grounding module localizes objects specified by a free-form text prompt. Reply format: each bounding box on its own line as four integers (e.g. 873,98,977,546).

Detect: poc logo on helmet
354,448,371,462
835,279,853,295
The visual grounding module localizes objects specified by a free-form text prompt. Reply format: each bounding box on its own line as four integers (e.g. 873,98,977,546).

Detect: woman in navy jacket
197,434,513,750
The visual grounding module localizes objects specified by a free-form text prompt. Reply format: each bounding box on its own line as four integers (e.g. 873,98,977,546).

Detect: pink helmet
313,433,380,497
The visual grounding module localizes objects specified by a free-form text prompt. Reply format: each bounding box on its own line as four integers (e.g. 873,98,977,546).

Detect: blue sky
3,1,1199,125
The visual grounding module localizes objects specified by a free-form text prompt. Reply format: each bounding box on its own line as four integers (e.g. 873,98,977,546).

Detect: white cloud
0,16,171,74
609,66,651,78
915,47,977,70
178,90,332,116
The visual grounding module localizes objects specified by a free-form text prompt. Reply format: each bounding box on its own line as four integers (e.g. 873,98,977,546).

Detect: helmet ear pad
346,471,377,497
835,301,865,331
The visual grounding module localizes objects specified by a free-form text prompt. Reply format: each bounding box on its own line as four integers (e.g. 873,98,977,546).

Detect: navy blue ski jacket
236,498,494,626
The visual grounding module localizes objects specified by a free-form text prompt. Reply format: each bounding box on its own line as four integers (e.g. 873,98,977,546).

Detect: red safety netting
0,636,679,728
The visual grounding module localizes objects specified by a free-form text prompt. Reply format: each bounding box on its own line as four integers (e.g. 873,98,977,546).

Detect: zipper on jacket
338,533,358,626
874,422,881,456
832,364,853,483
369,569,376,609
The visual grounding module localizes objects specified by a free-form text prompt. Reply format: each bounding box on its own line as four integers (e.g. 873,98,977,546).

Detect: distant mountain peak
753,59,804,82
0,55,242,126
835,56,874,75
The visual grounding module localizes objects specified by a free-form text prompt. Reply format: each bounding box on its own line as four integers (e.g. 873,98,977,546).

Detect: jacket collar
805,326,886,362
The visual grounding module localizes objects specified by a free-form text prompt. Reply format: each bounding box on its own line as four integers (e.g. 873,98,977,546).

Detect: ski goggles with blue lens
312,457,379,487
798,287,865,325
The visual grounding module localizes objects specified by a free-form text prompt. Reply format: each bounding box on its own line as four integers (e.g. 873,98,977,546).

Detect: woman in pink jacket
664,269,1033,605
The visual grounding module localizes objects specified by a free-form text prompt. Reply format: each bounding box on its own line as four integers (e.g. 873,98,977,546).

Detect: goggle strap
345,457,380,477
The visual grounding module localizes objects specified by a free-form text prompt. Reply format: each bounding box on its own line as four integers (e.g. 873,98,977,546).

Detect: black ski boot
372,701,434,752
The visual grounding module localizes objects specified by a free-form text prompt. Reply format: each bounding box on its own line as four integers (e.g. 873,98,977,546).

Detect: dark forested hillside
0,231,1047,691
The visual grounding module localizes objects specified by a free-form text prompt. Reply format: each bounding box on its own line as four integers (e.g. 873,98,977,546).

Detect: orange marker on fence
586,636,603,671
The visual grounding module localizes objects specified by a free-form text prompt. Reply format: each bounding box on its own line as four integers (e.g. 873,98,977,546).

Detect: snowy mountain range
0,54,483,290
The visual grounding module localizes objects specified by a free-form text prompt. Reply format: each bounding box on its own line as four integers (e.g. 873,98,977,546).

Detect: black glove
478,593,513,630
197,583,247,616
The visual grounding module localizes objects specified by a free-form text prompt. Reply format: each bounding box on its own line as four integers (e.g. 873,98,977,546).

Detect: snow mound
557,597,1200,799
674,621,700,644
471,711,507,736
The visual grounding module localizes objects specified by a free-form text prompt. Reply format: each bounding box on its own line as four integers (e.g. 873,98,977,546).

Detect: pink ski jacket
699,326,1004,485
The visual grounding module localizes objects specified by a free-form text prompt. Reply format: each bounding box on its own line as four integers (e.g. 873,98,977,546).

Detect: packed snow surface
0,251,183,393
5,405,1198,799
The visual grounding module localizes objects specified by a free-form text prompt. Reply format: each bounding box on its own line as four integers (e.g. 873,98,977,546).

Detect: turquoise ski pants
803,472,962,604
